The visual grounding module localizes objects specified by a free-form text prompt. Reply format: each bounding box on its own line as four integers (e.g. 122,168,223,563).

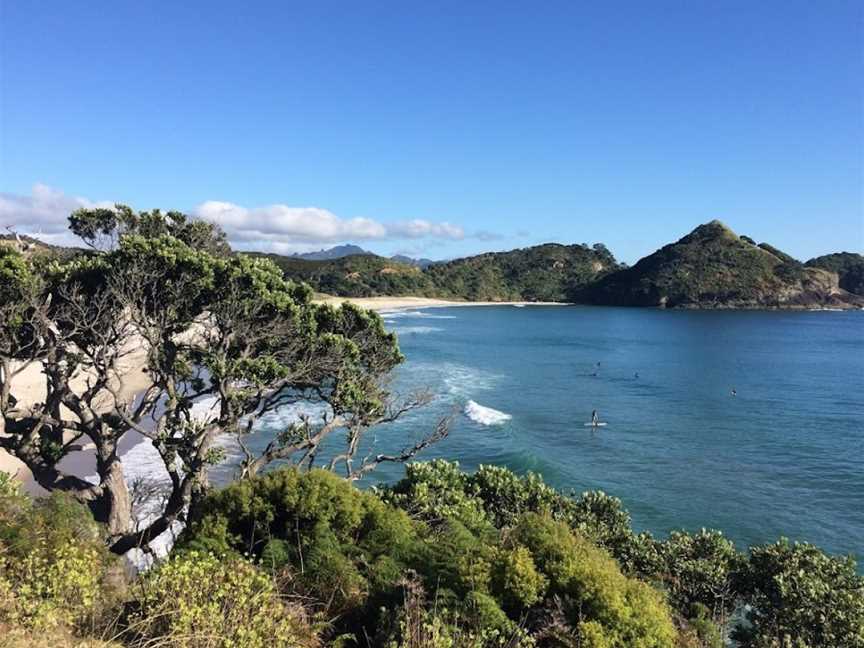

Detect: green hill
578,221,863,309
249,242,621,302
806,252,864,296
425,242,619,301
245,252,433,297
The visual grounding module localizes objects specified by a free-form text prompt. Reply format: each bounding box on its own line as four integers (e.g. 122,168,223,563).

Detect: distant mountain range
4,224,863,309
292,244,435,268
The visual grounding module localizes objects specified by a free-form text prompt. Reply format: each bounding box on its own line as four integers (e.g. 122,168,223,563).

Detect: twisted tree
0,208,447,555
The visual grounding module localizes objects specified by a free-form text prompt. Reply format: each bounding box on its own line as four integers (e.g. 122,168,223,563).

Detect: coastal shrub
381,459,491,532
128,550,318,648
658,529,742,627
491,545,548,610
181,468,420,617
732,539,864,648
384,461,644,569
181,468,680,646
512,512,677,647
374,573,531,648
0,484,115,633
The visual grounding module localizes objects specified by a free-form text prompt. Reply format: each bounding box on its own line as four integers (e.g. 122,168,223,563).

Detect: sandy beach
0,334,153,489
313,295,570,311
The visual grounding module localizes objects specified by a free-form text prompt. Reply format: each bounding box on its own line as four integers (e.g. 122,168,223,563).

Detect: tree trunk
94,437,134,537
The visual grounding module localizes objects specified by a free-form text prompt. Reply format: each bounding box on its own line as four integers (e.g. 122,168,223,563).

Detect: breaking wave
463,400,512,426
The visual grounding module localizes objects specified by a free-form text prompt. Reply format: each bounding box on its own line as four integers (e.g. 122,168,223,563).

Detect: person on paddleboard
592,409,599,425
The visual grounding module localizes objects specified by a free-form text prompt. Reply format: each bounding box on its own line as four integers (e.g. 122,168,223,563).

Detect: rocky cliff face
577,221,864,309
806,252,864,296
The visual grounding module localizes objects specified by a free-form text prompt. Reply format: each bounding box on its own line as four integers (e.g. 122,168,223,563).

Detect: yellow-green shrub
0,481,113,632
131,550,317,648
491,545,547,609
512,513,677,648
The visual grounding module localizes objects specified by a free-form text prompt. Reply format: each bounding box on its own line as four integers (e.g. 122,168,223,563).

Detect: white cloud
0,185,474,251
194,200,465,246
194,201,388,243
0,184,114,240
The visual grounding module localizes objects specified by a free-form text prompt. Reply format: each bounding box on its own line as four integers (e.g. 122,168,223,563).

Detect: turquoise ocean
239,306,864,564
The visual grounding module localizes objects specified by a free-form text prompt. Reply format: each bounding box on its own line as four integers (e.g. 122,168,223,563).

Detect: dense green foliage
424,243,619,301
732,540,864,647
579,221,859,308
252,242,620,301
180,467,678,647
0,474,318,647
379,461,864,647
249,252,436,297
3,454,863,646
806,252,864,296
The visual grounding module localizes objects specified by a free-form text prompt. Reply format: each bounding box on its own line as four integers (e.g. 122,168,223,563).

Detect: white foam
442,364,501,396
380,309,457,320
464,400,512,426
393,325,442,335
119,435,179,572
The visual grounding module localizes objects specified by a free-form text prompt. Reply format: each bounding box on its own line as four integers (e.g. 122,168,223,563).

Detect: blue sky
1,0,861,263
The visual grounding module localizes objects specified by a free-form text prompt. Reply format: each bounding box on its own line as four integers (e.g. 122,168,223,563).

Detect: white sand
314,295,569,311
0,334,153,487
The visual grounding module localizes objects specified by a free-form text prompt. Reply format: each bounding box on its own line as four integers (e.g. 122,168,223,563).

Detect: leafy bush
182,467,679,647
732,539,864,647
128,551,317,648
0,479,115,633
658,529,742,627
384,461,638,556
182,467,418,617
512,513,677,647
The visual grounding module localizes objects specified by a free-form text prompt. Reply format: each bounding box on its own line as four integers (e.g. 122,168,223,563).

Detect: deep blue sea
247,306,864,564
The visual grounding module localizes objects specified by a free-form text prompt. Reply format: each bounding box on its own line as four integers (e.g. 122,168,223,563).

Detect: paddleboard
584,422,608,427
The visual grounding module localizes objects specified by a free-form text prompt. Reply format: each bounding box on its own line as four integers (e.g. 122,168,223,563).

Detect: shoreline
313,295,864,312
313,295,571,311
0,335,153,488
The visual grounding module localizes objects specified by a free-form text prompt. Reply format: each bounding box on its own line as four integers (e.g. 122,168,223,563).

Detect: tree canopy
0,207,445,555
